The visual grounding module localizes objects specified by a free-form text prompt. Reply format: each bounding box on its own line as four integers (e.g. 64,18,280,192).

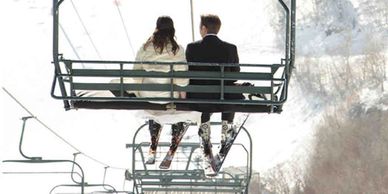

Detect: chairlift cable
70,0,103,60
2,87,80,152
2,87,128,171
59,23,85,68
114,1,136,58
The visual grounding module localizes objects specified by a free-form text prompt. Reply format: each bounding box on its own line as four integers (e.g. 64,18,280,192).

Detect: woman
133,16,197,165
133,16,187,100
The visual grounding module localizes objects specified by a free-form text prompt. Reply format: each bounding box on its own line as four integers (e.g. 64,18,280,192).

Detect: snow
1,0,387,193
359,88,388,111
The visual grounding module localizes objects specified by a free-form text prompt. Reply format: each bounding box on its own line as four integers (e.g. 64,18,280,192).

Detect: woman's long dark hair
144,16,179,55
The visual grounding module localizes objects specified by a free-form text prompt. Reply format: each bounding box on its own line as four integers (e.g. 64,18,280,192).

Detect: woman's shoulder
141,41,153,50
139,41,185,56
177,44,185,52
164,43,184,54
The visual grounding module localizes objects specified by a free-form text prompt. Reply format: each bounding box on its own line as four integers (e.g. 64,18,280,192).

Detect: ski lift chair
51,0,296,114
125,122,253,194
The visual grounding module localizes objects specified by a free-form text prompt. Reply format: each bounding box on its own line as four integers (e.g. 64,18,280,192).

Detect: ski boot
159,122,186,169
199,122,217,177
145,120,162,165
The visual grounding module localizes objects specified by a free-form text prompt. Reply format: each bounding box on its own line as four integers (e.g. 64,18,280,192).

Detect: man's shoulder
187,40,202,47
221,40,237,49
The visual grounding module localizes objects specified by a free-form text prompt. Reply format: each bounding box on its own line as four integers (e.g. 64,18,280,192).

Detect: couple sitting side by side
122,15,243,176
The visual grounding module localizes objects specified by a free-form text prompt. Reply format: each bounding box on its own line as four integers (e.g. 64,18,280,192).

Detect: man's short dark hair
200,14,221,34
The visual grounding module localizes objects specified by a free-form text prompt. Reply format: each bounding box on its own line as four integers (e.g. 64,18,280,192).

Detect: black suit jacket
185,35,243,100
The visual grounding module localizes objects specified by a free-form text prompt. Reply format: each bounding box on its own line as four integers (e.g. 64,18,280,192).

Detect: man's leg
199,113,216,176
199,112,212,152
221,112,235,123
219,112,237,158
146,120,162,164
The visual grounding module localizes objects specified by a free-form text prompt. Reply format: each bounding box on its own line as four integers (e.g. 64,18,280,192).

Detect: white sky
0,0,315,193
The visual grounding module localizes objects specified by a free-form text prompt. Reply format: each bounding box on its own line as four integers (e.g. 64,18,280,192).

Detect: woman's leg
146,120,162,164
170,122,185,150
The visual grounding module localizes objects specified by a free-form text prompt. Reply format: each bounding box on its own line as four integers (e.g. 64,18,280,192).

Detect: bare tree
304,104,388,194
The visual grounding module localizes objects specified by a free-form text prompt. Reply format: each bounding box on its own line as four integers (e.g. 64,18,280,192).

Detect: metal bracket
19,116,42,160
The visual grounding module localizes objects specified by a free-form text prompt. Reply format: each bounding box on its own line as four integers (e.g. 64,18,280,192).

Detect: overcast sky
0,0,314,193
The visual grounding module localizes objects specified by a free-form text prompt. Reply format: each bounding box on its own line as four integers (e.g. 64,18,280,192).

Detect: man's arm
185,44,193,62
186,43,199,71
229,44,240,72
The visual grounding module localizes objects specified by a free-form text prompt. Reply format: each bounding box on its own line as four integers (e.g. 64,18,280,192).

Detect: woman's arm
173,46,189,88
179,92,186,99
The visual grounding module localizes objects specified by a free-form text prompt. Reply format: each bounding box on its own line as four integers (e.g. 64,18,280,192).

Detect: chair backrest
51,60,288,112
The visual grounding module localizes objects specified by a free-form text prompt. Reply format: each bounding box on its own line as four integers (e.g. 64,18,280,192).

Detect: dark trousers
201,112,235,123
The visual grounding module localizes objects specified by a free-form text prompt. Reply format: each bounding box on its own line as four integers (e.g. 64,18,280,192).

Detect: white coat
133,42,188,99
130,41,200,124
85,42,200,124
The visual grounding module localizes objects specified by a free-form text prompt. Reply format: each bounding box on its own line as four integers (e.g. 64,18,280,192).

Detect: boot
218,120,236,159
146,120,162,164
198,122,211,142
198,122,216,176
170,122,185,150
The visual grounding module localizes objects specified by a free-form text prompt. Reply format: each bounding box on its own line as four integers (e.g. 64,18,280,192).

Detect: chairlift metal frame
1,116,128,194
125,121,253,194
51,0,296,113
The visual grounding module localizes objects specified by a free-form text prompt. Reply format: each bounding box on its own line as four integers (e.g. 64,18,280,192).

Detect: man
186,14,242,176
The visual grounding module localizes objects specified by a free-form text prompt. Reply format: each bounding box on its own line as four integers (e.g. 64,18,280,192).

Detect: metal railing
125,121,253,194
